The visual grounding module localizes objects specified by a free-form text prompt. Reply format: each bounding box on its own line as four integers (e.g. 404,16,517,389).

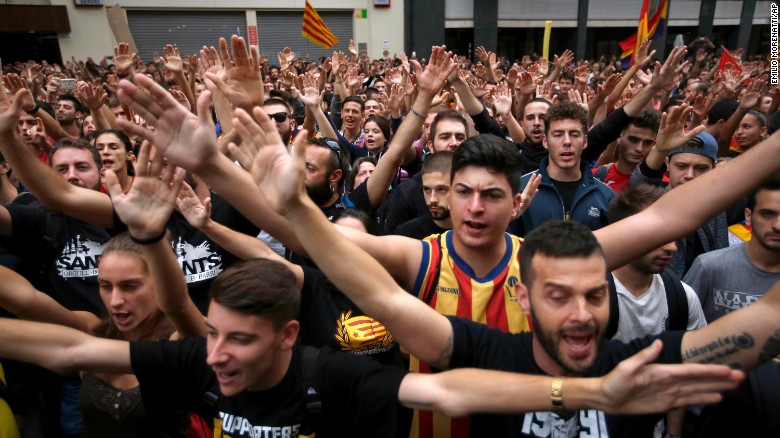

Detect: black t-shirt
550,178,582,217
112,193,259,313
130,337,409,438
447,316,685,437
382,172,428,234
299,266,402,366
394,214,448,240
4,204,115,314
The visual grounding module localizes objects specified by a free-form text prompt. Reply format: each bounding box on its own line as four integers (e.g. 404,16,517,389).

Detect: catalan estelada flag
619,0,669,68
302,0,339,49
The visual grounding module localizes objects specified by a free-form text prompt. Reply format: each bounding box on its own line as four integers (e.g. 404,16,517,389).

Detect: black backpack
605,270,689,339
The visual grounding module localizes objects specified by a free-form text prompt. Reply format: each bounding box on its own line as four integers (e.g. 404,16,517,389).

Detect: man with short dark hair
55,95,84,138
509,102,615,237
395,151,454,239
592,110,660,192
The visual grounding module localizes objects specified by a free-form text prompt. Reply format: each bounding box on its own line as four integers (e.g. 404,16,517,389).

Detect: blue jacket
508,158,615,237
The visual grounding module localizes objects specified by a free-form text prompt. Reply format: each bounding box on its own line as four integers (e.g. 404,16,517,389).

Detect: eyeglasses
268,112,290,123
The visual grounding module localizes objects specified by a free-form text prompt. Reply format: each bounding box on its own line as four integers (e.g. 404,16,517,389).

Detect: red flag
718,48,743,75
302,0,339,49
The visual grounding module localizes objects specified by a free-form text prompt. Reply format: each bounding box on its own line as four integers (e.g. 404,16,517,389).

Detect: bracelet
550,377,565,408
129,229,167,245
25,103,40,115
409,107,426,119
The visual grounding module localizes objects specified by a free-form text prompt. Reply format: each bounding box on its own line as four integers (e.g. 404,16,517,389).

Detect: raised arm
116,73,422,289
249,124,454,369
105,141,205,337
365,47,458,209
176,182,303,289
0,318,132,375
0,89,115,228
596,111,780,270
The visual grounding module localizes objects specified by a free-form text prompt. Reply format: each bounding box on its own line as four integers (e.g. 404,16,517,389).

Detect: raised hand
348,39,358,56
475,46,490,64
568,89,589,111
0,89,35,137
74,81,108,111
176,182,212,230
230,107,308,212
536,80,553,102
411,46,456,98
204,36,264,110
116,74,218,173
493,81,513,116
574,65,589,85
516,174,541,218
114,42,136,78
634,40,655,68
299,72,321,108
554,49,574,71
386,67,403,85
105,140,185,239
199,45,223,76
516,71,535,97
538,57,550,77
162,44,183,75
635,68,652,86
738,75,768,110
651,45,688,90
505,67,518,89
654,104,706,155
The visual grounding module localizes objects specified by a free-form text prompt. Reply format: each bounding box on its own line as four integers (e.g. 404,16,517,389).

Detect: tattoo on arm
682,332,754,367
758,330,780,363
431,333,454,371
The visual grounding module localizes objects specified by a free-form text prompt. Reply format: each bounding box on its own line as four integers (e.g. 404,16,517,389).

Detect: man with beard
684,173,780,322
55,95,84,138
262,98,295,146
248,107,780,437
395,151,453,239
682,173,780,438
302,137,356,219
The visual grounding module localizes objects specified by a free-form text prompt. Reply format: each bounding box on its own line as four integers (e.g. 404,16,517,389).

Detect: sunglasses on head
268,112,290,123
323,138,341,153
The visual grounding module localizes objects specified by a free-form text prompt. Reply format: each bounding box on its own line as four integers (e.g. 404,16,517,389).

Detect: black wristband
25,103,40,115
129,229,167,245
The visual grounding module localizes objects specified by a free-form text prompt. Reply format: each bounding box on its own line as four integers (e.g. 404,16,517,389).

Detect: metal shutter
127,10,247,61
255,11,353,60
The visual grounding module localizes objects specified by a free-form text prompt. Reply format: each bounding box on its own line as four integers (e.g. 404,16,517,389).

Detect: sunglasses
268,112,290,123
323,138,341,153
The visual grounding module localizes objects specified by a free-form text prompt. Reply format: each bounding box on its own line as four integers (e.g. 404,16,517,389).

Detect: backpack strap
300,345,322,415
605,273,619,340
660,270,689,331
421,234,444,306
593,163,612,182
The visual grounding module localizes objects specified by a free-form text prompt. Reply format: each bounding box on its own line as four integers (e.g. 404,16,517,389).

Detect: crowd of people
0,30,778,438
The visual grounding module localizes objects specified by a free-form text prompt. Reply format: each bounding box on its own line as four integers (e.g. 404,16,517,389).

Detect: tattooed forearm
758,329,780,363
682,332,754,365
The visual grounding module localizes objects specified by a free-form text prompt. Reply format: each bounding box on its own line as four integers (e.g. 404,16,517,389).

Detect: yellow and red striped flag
302,0,339,49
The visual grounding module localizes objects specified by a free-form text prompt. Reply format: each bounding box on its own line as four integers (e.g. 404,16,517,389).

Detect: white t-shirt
612,274,707,343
